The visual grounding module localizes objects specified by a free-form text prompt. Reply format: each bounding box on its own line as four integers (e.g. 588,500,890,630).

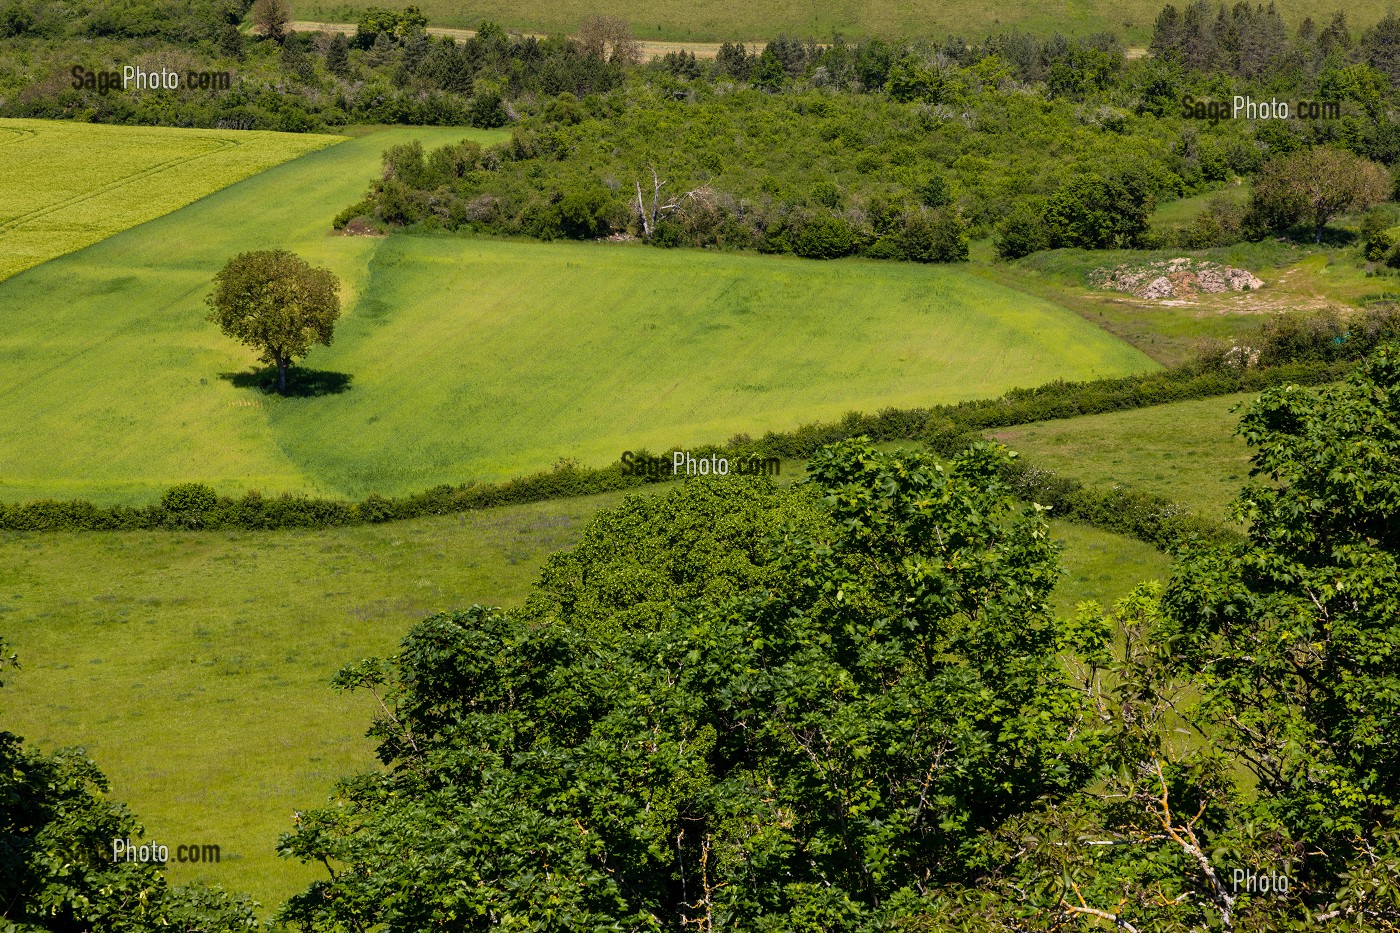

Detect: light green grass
0,483,1170,912
1149,183,1250,228
0,490,634,909
994,392,1258,521
0,124,503,505
0,157,1155,504
269,237,1157,498
0,119,342,282
298,0,1366,44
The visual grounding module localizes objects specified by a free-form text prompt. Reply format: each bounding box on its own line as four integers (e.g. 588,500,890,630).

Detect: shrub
792,214,855,259
995,200,1051,259
467,92,509,128
895,208,968,262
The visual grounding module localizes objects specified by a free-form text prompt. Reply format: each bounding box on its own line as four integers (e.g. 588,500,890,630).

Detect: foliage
278,442,1096,930
349,79,1240,258
1246,147,1391,242
1041,174,1151,250
1151,344,1400,919
249,0,289,42
205,250,342,395
526,477,831,636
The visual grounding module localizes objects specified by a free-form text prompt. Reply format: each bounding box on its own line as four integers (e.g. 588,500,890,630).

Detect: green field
0,123,1155,505
298,0,1368,44
0,119,341,282
0,481,1170,910
994,392,1258,520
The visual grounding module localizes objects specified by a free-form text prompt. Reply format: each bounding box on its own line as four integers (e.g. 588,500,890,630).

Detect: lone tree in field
1247,147,1390,242
206,250,340,395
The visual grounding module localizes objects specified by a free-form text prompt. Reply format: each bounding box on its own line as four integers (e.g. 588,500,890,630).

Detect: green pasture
994,392,1258,520
297,0,1367,45
0,124,1155,504
0,481,1171,911
267,237,1155,498
0,124,494,504
0,119,340,282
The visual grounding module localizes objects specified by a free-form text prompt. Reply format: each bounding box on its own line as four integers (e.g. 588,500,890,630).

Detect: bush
995,200,1051,259
792,214,856,259
467,92,509,128
895,208,968,262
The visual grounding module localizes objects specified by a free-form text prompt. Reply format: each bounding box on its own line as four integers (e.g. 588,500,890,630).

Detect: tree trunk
276,358,289,395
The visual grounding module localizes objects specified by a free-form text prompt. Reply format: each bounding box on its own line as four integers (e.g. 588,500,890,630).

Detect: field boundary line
0,126,38,146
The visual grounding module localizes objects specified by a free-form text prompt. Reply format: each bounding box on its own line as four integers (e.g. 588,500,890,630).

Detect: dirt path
290,20,749,59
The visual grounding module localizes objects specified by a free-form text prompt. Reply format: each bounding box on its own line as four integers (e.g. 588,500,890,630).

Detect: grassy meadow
0,122,1156,505
994,392,1258,520
0,479,1170,911
0,119,341,282
297,0,1369,45
268,236,1157,498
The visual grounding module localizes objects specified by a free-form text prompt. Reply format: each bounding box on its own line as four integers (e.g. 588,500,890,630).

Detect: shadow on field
220,367,354,397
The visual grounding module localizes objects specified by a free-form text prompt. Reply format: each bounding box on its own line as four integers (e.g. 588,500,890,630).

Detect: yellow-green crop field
0,119,342,281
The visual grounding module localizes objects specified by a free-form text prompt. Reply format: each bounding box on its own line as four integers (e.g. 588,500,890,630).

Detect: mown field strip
0,136,237,233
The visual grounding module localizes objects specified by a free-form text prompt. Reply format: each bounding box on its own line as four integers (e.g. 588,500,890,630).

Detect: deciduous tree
206,250,341,396
249,0,289,42
1247,147,1390,242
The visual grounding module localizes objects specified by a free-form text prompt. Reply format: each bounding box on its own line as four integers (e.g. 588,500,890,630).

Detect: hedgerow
0,358,1347,535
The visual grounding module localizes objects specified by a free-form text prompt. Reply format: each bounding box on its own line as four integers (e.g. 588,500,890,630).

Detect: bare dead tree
632,165,707,237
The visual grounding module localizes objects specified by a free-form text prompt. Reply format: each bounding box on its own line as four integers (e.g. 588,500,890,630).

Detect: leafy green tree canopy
1246,146,1391,242
279,442,1096,931
205,249,341,395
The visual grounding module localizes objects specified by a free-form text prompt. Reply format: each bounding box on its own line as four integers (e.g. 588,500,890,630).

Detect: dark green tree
205,250,341,395
324,32,350,77
896,207,969,262
750,47,786,90
278,443,1097,930
716,40,751,80
1042,174,1150,249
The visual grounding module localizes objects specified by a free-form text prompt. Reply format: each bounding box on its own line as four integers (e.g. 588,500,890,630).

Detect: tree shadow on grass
219,367,353,398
